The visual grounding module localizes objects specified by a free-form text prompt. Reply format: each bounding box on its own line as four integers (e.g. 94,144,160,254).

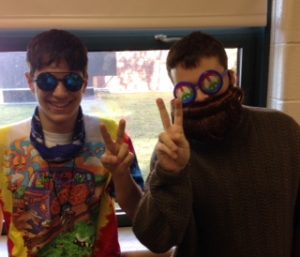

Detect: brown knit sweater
133,106,300,257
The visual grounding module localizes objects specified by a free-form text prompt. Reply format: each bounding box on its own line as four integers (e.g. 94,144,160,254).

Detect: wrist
111,168,131,180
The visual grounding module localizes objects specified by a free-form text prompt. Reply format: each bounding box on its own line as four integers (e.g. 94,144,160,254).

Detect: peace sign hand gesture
100,119,134,176
155,98,190,173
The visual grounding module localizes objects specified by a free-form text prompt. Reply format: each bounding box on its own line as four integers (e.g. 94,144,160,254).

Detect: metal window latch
154,34,181,43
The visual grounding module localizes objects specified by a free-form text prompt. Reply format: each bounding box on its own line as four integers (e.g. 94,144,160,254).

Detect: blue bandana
30,107,85,162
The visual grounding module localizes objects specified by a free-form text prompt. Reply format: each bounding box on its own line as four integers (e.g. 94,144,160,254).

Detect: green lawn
0,104,35,125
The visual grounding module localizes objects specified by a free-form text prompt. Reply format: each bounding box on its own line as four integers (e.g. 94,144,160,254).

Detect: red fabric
93,211,120,257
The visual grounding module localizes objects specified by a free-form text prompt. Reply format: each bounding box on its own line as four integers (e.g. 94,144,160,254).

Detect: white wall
268,0,300,123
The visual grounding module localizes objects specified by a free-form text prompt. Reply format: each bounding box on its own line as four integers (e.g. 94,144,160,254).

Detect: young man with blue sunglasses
133,31,300,257
0,29,143,257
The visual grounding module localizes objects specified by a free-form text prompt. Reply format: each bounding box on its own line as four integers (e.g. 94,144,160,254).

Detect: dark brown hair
167,31,228,78
26,29,88,76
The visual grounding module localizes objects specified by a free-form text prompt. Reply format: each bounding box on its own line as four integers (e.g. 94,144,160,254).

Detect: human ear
25,72,36,93
82,74,89,94
228,70,237,86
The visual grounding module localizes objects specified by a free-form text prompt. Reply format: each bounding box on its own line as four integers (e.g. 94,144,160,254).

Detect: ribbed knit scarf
30,107,85,162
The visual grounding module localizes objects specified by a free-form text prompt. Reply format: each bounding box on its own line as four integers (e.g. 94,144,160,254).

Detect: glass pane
0,49,238,179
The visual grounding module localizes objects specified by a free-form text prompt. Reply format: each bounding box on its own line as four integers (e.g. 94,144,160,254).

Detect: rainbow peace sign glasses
173,69,228,106
34,72,84,92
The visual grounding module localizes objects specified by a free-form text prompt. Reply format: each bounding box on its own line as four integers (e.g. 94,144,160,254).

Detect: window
0,48,237,178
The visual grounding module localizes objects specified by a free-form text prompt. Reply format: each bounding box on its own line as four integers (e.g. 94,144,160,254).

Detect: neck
38,108,79,133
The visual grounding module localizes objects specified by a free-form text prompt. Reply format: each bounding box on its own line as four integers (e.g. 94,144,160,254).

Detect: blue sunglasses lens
35,72,84,92
35,73,58,91
64,73,84,92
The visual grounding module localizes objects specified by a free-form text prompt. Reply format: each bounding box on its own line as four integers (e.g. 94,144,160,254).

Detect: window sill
119,227,173,257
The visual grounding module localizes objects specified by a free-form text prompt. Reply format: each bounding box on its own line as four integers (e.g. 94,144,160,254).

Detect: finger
156,98,171,130
116,119,126,145
109,152,134,175
159,132,178,152
156,142,178,159
172,98,183,127
118,152,134,170
116,143,130,161
100,153,118,169
100,124,117,154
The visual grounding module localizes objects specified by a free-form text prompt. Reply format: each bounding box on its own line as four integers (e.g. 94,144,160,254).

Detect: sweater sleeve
291,117,300,257
293,187,300,257
132,157,193,253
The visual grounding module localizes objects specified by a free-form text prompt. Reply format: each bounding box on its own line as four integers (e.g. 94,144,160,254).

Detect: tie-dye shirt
0,115,143,257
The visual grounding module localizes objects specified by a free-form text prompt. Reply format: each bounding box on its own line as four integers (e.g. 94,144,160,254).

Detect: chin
42,109,78,126
49,114,74,124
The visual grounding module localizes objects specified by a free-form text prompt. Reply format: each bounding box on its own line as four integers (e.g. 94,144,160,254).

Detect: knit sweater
133,106,300,257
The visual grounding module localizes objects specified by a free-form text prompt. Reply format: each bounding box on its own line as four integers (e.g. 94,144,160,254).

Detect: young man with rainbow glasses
133,31,300,257
0,29,144,257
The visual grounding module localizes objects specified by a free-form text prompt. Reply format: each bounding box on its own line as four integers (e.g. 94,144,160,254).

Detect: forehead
35,60,70,73
170,56,225,84
33,61,84,78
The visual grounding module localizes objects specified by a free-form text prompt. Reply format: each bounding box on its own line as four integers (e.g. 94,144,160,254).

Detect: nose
52,81,69,97
194,89,210,102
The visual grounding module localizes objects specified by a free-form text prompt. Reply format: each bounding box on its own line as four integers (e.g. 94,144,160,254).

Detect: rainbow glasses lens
34,72,84,92
173,69,227,106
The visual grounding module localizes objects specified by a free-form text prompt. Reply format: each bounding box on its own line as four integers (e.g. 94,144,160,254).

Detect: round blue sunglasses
34,72,84,92
173,69,228,106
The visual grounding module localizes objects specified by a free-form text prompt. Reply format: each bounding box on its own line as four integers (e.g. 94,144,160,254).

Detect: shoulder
0,118,31,132
0,118,31,145
242,105,300,138
243,105,299,126
83,114,119,140
83,114,118,129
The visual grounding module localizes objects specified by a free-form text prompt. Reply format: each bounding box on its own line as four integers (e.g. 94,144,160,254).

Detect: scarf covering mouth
179,86,243,143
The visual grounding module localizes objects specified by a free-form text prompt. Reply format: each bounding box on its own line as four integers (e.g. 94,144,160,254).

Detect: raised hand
100,119,134,175
155,98,190,173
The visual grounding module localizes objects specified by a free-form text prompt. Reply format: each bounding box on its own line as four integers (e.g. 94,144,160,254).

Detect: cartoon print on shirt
37,221,96,257
4,139,109,255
